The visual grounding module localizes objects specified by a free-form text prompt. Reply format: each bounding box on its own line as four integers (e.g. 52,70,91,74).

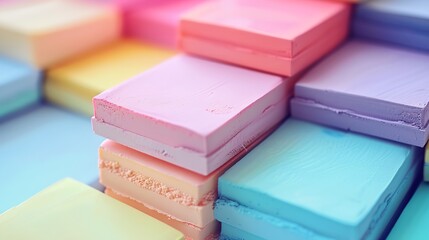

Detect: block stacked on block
354,0,429,51
124,0,203,48
291,40,429,147
0,179,184,240
180,0,350,76
46,39,174,116
215,119,422,240
388,183,429,240
0,105,104,213
92,55,292,238
0,57,40,119
0,0,120,67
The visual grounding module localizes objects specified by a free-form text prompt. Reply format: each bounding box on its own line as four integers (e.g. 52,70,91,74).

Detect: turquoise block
217,119,421,240
0,105,104,213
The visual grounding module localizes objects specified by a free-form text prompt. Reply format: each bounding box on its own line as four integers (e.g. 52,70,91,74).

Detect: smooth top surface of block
181,0,348,57
219,118,416,238
388,183,429,240
0,0,115,33
359,0,429,20
0,178,184,240
295,40,429,128
0,105,104,213
47,39,174,99
94,55,286,155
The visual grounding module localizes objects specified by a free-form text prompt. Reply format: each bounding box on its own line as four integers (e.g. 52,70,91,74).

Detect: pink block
124,0,203,48
180,0,350,76
93,55,291,175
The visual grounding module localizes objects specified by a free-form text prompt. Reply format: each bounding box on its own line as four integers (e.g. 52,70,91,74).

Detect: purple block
291,40,429,147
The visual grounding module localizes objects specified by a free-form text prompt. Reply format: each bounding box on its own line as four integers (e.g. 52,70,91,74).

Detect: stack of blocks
1,0,429,239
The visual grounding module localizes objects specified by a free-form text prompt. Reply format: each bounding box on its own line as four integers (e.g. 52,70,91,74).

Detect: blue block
0,57,40,119
0,105,104,213
353,0,429,51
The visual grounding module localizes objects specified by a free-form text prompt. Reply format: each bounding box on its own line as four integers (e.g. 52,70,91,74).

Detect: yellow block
0,0,120,67
0,178,184,240
45,39,175,116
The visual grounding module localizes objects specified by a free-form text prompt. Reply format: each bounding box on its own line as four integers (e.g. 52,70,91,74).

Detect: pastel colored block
124,0,203,48
0,0,120,67
0,179,184,240
180,0,350,77
45,39,174,116
0,56,40,119
216,119,422,240
425,145,429,182
93,55,289,175
0,105,104,213
354,0,429,51
388,183,429,240
98,124,274,238
291,40,429,147
106,188,219,240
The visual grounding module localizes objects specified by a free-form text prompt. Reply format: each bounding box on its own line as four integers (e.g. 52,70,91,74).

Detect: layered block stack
0,179,184,240
0,0,122,212
215,119,422,239
0,57,40,119
353,0,429,52
180,0,350,76
45,39,174,116
291,40,429,147
92,55,291,239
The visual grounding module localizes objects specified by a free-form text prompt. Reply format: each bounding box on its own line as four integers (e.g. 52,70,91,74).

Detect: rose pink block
124,0,203,48
180,0,351,77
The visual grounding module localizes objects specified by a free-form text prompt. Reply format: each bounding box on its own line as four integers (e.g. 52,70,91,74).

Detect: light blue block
0,105,104,213
0,56,41,118
217,119,422,240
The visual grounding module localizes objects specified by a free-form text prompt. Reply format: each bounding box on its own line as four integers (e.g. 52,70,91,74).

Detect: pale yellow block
0,178,184,240
0,0,120,67
45,39,175,116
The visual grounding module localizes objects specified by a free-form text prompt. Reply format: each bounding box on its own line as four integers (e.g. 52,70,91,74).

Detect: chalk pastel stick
0,105,104,213
180,0,350,76
388,183,429,240
0,56,40,119
216,119,421,240
124,0,203,48
45,39,174,116
0,0,120,67
292,40,429,147
93,55,289,175
0,179,184,240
